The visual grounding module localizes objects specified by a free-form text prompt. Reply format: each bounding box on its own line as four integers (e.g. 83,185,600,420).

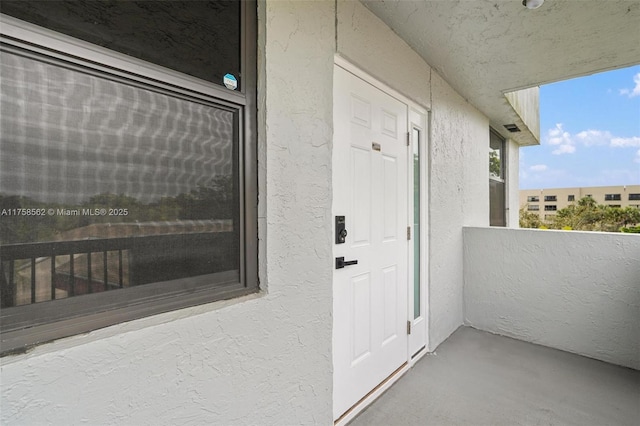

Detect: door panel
383,155,398,240
382,266,398,344
352,147,371,245
352,272,371,364
333,65,408,420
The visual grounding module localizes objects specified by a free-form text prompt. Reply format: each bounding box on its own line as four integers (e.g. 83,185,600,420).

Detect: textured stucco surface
362,0,639,147
338,0,490,350
463,227,640,370
1,1,336,425
429,73,489,348
1,1,523,423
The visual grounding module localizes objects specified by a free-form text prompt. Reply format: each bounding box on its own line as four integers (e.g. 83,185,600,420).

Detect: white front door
332,65,409,420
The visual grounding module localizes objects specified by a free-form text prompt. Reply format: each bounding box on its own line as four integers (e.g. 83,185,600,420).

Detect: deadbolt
335,216,347,244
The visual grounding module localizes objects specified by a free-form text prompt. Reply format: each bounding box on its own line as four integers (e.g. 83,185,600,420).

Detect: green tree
519,206,542,229
550,196,640,232
489,150,501,178
607,206,640,230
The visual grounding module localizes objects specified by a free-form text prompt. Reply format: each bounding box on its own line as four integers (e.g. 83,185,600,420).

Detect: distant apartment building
520,185,640,222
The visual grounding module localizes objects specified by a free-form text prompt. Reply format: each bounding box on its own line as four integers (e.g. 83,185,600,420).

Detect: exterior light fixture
522,0,544,9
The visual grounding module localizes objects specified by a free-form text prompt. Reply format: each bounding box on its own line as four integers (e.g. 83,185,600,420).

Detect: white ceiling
362,0,640,145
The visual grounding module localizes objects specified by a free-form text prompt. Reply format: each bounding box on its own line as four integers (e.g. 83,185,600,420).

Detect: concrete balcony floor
349,327,640,426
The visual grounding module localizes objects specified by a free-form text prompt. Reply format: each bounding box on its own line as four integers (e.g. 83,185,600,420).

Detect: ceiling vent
504,124,521,133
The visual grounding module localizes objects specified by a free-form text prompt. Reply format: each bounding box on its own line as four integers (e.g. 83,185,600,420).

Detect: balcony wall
463,227,640,370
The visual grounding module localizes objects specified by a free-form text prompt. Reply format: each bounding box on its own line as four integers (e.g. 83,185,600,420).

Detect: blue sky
519,65,640,189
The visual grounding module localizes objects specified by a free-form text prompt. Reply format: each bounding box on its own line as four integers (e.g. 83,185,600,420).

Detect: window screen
1,51,240,307
0,1,257,354
0,1,241,89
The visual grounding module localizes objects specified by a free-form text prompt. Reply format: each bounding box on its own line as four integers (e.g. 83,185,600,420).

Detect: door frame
408,107,429,359
333,55,430,426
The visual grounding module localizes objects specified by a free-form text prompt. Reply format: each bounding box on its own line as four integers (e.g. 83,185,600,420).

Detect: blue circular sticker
223,73,238,90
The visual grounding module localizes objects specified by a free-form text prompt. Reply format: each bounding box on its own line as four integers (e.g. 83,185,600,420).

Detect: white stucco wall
1,1,502,423
1,2,336,425
463,227,640,370
337,0,489,350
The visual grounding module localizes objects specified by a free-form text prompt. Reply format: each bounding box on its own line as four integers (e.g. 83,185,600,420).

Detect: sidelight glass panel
412,128,420,319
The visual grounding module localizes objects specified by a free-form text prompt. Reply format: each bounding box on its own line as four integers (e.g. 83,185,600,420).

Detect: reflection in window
489,134,503,180
0,50,239,307
489,130,505,226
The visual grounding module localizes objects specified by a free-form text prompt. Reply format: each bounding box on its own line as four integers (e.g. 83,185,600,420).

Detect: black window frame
568,195,575,202
544,205,557,211
528,205,539,211
604,194,621,201
527,196,539,202
0,3,258,355
629,193,640,201
544,195,557,202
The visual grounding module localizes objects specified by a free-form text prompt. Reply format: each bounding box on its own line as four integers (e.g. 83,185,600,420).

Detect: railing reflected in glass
0,48,240,309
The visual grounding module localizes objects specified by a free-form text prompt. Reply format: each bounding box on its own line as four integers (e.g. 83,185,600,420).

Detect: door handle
335,256,358,269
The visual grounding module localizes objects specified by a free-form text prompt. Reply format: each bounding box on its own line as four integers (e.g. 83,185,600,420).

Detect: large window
0,1,257,354
489,129,506,226
605,194,621,201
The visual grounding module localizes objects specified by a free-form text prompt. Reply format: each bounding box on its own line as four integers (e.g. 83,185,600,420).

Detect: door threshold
334,362,408,426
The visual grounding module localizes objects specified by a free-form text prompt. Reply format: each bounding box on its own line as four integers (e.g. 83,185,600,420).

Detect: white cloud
635,149,640,164
552,144,576,155
547,123,570,145
619,73,640,98
546,123,575,155
611,136,640,147
544,123,640,154
529,164,548,172
575,129,611,146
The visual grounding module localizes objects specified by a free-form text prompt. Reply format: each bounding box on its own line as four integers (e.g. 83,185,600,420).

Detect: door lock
335,256,358,269
335,216,347,244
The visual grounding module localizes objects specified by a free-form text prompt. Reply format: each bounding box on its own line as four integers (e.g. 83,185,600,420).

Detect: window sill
1,287,264,361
